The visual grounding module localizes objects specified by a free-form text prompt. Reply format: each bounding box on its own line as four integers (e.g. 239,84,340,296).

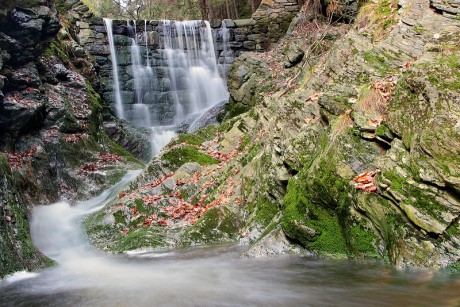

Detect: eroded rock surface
86,0,460,270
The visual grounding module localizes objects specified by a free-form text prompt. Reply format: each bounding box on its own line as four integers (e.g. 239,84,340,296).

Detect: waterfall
103,18,124,120
217,20,235,79
161,20,228,122
104,19,230,155
129,37,154,128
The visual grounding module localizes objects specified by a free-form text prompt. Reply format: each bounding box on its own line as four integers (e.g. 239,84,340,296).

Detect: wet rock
226,53,268,110
209,19,222,28
173,162,201,181
234,19,257,27
0,90,45,135
103,117,152,162
52,63,69,81
3,62,41,88
243,226,304,258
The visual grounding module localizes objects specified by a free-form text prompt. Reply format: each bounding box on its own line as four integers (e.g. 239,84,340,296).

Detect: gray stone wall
63,0,300,116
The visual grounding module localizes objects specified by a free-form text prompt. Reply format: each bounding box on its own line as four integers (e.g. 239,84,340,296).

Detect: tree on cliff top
81,0,257,20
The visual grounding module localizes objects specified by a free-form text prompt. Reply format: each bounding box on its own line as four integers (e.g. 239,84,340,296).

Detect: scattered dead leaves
351,170,380,194
1,147,37,169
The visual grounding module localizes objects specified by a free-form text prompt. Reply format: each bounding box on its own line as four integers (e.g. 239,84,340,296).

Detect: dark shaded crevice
365,137,391,153
416,175,460,203
283,160,299,176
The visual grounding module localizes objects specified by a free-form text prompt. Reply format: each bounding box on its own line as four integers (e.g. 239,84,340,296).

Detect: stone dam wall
63,0,300,115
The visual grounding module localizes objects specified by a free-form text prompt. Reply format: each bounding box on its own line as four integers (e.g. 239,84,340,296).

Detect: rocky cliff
86,0,460,269
0,0,148,278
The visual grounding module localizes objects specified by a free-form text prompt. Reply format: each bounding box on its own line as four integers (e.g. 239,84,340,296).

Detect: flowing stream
1,172,460,306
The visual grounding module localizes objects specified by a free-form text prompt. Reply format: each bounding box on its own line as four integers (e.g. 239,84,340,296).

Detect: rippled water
1,172,459,307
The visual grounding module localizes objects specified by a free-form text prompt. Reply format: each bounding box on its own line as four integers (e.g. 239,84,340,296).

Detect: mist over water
1,172,460,306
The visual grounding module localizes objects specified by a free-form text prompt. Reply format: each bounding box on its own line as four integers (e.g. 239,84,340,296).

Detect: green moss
281,130,383,259
226,102,250,120
375,122,394,140
238,134,251,151
162,146,219,170
181,206,239,244
290,99,303,110
113,210,125,224
85,80,104,138
443,262,460,273
105,135,144,167
281,178,314,242
375,0,392,15
0,153,11,175
382,18,395,29
218,116,239,133
412,24,425,34
43,39,69,63
362,50,394,75
0,173,55,277
306,207,349,256
53,0,76,14
426,55,460,91
347,219,379,257
253,197,278,227
281,177,348,256
380,170,447,220
169,125,217,147
112,227,165,251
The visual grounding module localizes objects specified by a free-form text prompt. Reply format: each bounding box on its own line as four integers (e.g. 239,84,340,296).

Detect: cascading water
160,20,229,129
129,36,154,128
104,19,230,155
218,21,234,78
103,18,124,120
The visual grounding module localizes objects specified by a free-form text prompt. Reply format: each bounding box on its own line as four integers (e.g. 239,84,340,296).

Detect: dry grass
355,88,388,116
330,112,354,141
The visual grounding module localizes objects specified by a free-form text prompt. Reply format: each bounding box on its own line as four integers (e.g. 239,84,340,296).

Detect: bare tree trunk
225,0,231,19
199,0,209,20
232,0,238,19
148,0,152,19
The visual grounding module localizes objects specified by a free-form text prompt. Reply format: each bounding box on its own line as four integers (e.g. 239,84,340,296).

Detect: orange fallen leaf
352,170,379,194
310,93,319,102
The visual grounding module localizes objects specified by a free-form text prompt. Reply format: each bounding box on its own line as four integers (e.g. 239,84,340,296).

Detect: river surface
1,171,459,307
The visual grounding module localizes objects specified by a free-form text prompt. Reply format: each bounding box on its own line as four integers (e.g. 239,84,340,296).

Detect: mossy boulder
162,146,220,170
180,205,242,245
281,129,381,259
224,53,269,119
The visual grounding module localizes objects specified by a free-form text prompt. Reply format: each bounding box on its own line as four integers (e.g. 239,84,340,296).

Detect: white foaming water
128,36,155,128
1,271,39,286
150,125,177,155
159,20,228,126
31,171,142,262
104,18,124,120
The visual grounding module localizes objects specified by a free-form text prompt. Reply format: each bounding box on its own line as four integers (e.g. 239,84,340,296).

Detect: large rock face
86,0,460,270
